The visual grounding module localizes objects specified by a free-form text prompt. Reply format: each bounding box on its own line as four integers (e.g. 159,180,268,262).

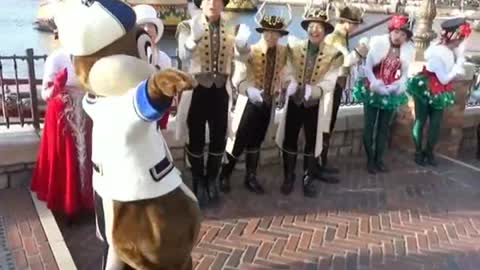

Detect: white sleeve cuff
41,87,53,101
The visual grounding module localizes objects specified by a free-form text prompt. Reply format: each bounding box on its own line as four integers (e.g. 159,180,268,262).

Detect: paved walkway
51,151,480,270
0,188,58,270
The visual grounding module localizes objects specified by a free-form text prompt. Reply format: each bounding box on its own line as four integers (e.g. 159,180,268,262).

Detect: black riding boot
245,151,265,194
281,151,296,195
321,133,340,174
424,147,438,167
303,156,318,197
305,155,339,184
187,152,208,207
206,153,223,205
219,153,236,193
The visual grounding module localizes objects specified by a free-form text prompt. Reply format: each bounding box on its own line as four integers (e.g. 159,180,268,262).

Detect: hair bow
458,22,472,38
388,15,409,31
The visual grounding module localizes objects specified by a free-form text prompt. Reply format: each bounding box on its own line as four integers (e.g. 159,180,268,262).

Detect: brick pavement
0,188,58,270
55,151,480,270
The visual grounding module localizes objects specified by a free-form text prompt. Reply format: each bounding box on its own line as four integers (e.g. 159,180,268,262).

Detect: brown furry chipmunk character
54,0,201,269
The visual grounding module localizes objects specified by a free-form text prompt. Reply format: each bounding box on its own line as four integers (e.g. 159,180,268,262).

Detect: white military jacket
424,43,463,85
83,80,183,202
275,39,343,157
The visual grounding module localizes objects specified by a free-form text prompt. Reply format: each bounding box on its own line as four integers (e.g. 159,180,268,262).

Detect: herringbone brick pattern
54,152,480,270
193,154,480,270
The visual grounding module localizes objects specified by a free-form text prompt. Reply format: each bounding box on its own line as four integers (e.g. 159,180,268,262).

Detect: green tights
363,104,395,166
411,98,444,160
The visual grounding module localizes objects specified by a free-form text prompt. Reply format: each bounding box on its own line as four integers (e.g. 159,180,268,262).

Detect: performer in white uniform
321,3,367,177
219,3,290,195
176,0,249,207
275,2,344,197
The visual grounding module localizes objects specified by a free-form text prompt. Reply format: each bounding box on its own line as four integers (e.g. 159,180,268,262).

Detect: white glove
370,79,385,93
456,57,466,66
189,16,205,42
394,85,404,96
235,24,251,49
246,87,263,103
376,86,389,96
286,80,298,97
452,63,465,76
358,37,369,46
385,84,401,95
304,84,312,100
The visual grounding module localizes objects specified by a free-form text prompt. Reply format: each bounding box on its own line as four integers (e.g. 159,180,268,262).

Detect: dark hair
194,0,229,9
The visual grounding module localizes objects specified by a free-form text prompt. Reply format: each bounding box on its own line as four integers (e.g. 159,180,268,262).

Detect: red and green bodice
353,56,408,110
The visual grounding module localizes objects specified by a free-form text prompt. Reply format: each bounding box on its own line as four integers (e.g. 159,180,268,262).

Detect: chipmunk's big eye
137,32,154,64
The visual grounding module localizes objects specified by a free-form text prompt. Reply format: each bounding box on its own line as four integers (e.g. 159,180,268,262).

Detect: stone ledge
464,106,480,128
0,126,40,167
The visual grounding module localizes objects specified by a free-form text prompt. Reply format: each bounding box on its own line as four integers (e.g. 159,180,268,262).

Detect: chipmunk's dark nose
82,0,95,7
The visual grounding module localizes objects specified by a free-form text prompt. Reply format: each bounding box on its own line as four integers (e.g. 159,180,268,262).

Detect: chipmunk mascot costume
54,0,201,269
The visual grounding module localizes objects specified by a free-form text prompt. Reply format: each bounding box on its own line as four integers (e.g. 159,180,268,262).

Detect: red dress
31,68,94,217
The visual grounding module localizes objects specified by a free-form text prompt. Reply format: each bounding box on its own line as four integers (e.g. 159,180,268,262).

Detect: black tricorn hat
256,15,289,36
441,17,466,32
193,0,229,9
440,17,472,41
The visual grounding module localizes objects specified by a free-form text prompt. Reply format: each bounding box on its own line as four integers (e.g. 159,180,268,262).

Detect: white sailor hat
54,0,137,56
133,4,164,43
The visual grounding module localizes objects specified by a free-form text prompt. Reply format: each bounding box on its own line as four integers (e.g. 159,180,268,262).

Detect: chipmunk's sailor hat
55,0,136,56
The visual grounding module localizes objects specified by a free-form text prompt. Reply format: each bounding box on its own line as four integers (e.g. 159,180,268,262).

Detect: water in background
0,0,58,56
0,2,393,78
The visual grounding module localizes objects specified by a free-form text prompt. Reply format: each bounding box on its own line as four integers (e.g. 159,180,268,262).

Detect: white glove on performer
385,84,401,95
376,85,389,96
235,24,251,49
246,87,263,103
452,63,465,76
304,84,312,101
186,16,205,49
370,79,385,93
286,80,298,97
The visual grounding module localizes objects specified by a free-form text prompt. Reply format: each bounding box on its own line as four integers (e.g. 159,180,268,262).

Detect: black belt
92,156,174,183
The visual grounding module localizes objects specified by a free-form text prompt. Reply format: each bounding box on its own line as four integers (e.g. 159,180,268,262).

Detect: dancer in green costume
353,15,414,174
407,18,472,166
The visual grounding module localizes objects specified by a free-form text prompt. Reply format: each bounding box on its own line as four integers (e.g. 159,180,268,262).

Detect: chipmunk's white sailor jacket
82,80,182,202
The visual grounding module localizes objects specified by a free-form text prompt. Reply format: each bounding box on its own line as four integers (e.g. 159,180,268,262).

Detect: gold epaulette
175,20,191,38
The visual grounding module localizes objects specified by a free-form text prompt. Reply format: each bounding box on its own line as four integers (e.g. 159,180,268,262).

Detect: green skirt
352,79,408,110
406,74,455,110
